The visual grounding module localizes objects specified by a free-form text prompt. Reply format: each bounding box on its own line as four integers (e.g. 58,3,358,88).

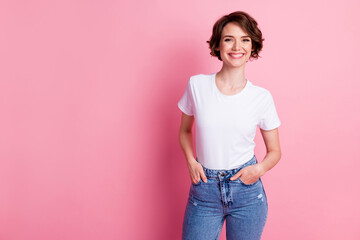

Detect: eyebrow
223,35,250,38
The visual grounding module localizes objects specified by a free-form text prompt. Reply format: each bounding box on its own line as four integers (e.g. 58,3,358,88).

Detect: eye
224,38,232,42
243,39,250,42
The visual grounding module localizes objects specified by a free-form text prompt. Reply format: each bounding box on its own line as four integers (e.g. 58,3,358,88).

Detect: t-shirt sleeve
258,91,281,130
177,78,194,116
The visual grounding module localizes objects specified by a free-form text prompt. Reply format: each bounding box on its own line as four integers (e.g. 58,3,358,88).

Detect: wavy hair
207,11,265,61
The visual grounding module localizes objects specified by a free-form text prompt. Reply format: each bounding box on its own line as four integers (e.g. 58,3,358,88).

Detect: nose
232,39,242,51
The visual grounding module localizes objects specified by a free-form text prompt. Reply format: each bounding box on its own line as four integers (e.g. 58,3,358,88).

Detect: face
216,22,253,68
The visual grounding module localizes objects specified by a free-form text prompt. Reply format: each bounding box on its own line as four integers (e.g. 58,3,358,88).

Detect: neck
217,65,246,87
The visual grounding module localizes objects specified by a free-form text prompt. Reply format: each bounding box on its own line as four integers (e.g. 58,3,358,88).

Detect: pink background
1,0,360,239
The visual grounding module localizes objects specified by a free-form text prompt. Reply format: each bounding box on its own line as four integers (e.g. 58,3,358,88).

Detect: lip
228,53,245,59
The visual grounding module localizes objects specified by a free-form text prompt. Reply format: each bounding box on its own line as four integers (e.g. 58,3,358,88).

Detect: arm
178,112,196,164
258,128,282,174
178,112,207,183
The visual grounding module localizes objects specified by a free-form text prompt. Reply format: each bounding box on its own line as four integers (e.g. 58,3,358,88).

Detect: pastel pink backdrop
0,0,359,239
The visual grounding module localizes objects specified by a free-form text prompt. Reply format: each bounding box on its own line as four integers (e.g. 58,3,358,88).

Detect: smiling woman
215,22,253,70
207,11,264,62
178,11,281,240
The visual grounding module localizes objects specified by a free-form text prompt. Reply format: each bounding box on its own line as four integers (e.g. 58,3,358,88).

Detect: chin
225,62,246,68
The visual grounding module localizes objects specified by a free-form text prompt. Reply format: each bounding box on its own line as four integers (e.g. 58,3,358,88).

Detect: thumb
230,170,243,181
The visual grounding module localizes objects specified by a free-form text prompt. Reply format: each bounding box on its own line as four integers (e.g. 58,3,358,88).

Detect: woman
178,11,281,240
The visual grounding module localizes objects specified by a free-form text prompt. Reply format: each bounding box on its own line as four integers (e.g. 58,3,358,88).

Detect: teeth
230,53,244,57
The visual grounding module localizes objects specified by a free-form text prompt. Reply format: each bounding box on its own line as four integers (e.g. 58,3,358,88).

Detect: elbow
267,149,281,161
276,149,282,162
178,128,191,141
179,126,192,135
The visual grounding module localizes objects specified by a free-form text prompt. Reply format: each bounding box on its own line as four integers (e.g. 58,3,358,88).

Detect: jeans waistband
199,155,258,179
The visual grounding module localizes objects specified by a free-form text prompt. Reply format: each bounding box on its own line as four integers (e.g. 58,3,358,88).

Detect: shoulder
188,73,213,86
248,81,272,99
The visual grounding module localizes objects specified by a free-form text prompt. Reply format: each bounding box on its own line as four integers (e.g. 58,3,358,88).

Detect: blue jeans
182,155,268,240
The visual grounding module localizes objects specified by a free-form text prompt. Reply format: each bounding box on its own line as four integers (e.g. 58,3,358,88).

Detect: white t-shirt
177,72,281,170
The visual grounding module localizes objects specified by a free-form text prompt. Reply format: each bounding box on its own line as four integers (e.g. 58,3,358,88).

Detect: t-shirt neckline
212,72,250,99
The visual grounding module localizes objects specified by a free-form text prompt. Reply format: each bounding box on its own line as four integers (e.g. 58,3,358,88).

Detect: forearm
258,150,281,176
179,131,196,165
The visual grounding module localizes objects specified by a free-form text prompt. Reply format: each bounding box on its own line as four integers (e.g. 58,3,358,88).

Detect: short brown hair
207,11,264,61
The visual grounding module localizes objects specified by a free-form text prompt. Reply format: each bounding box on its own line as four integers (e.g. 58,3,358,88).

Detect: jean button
221,173,226,176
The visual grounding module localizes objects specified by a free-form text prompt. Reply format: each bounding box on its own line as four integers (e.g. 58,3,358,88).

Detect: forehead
221,22,248,37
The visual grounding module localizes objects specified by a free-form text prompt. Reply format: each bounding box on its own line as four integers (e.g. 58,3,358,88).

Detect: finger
200,171,207,183
192,173,200,183
230,170,243,180
196,174,201,183
230,173,239,181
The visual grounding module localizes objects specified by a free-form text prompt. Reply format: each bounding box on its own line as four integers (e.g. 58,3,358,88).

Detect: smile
228,53,245,59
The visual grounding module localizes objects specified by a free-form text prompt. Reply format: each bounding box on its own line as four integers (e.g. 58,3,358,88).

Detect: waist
199,155,257,179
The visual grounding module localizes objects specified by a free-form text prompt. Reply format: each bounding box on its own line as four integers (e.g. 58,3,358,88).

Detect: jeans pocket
192,178,202,186
237,177,259,186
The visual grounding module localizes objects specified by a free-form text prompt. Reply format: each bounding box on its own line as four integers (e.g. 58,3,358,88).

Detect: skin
179,22,281,184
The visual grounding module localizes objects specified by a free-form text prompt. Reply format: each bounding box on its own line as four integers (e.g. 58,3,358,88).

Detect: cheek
247,44,253,52
219,43,231,53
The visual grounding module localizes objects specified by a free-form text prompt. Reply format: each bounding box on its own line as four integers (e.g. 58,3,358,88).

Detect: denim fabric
182,155,268,240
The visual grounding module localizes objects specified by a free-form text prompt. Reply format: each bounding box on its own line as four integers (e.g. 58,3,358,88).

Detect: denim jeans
182,155,268,240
